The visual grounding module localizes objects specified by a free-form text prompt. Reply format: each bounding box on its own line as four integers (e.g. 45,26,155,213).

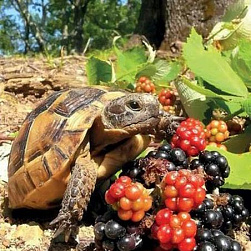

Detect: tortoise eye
127,100,141,111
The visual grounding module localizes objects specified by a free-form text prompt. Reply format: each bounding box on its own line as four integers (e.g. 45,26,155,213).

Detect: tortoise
8,86,182,241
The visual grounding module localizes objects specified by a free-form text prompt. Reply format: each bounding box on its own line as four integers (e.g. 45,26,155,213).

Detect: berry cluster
171,118,207,156
135,76,155,93
190,150,230,191
205,120,229,143
195,228,242,251
105,176,152,222
192,198,224,230
120,144,188,188
163,170,206,212
151,209,197,251
147,143,188,168
95,139,247,251
94,211,143,251
219,194,249,233
192,195,249,234
158,89,176,106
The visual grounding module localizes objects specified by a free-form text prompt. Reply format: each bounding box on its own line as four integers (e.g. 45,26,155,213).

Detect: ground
0,56,250,250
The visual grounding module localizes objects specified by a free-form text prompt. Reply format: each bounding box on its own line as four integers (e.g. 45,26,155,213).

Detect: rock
12,222,44,247
77,225,95,251
0,142,11,182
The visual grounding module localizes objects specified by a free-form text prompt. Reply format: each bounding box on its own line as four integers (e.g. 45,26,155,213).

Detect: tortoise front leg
50,154,98,242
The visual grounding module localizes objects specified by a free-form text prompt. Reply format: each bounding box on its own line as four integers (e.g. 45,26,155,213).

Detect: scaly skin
50,155,97,242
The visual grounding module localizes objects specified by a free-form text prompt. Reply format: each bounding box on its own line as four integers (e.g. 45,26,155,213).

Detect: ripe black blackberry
195,228,242,251
219,194,249,233
192,198,224,230
192,194,249,235
190,150,230,191
94,211,143,251
147,143,188,169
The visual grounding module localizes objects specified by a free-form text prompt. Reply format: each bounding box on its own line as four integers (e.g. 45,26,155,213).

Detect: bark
136,0,237,50
72,0,91,54
135,0,166,48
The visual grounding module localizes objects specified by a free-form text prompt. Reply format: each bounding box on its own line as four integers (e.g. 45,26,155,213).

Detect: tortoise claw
50,211,78,242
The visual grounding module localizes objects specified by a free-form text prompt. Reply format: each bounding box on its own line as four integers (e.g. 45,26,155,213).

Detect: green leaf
152,60,182,83
86,57,112,85
206,145,251,189
231,40,251,87
174,81,212,123
223,124,251,153
241,96,251,116
181,77,229,100
183,28,248,97
115,47,147,83
136,64,157,79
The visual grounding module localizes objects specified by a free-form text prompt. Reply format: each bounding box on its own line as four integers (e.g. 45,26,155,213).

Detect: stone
12,222,44,247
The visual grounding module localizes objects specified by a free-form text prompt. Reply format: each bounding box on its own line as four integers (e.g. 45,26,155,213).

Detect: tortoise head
102,93,160,134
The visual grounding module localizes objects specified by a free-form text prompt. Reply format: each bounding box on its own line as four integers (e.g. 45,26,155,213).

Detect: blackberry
190,150,230,191
196,241,216,251
220,194,249,233
120,159,144,183
204,210,223,229
169,148,187,166
148,143,188,169
116,234,136,251
192,198,223,230
193,194,249,234
195,228,242,251
213,235,232,251
154,151,169,159
158,143,172,153
94,212,143,251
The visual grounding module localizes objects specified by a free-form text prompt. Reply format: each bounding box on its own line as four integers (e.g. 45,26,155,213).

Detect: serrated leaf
115,47,147,83
86,57,112,85
183,29,248,97
206,145,251,189
223,124,251,153
136,64,157,79
152,60,181,83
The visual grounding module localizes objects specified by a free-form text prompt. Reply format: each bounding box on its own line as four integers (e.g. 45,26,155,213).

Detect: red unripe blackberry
171,118,206,156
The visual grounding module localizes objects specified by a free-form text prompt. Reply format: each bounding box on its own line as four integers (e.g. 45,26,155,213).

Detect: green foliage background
0,0,141,55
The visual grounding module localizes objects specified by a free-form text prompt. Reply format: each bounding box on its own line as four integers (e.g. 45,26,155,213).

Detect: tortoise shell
8,86,160,209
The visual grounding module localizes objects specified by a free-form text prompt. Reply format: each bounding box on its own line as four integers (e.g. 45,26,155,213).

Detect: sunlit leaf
86,57,112,85
152,60,181,83
183,28,248,97
115,47,147,83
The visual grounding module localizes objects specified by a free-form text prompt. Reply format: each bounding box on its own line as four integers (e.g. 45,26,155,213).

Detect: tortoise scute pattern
53,88,105,117
8,87,105,209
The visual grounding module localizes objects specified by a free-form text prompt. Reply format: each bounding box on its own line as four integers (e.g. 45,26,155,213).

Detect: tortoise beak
155,111,186,140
